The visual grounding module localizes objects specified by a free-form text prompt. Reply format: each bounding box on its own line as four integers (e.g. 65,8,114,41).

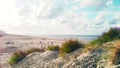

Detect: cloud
106,0,114,7
94,12,105,25
18,5,33,17
0,0,20,30
0,0,119,35
55,11,108,35
109,17,120,24
74,0,112,10
36,6,64,18
17,0,65,19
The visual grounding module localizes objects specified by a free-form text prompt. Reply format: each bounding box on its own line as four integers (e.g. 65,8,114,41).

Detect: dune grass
47,45,60,51
59,40,83,57
110,44,120,65
9,48,45,65
90,28,120,45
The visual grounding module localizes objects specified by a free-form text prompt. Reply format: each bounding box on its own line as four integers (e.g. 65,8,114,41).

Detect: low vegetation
91,28,120,45
111,45,120,65
47,45,60,51
83,28,120,65
9,48,45,65
60,40,83,57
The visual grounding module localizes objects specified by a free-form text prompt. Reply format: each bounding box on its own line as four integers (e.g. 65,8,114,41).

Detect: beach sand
0,34,65,68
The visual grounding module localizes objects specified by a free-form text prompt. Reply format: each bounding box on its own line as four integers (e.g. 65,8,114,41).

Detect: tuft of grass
47,45,60,51
9,48,45,65
59,40,83,57
83,43,98,52
90,28,120,45
9,51,26,65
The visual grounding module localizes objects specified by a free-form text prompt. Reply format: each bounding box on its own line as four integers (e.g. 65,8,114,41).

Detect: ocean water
41,35,99,42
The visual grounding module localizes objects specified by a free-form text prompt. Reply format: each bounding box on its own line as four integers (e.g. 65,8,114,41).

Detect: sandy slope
0,34,64,68
11,41,120,68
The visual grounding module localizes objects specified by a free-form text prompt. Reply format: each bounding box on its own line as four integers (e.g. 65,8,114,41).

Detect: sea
40,35,99,42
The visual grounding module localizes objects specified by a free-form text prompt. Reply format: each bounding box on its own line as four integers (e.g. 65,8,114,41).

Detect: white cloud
0,0,119,35
94,12,105,25
74,0,111,10
0,0,20,31
109,13,120,28
106,0,114,7
109,17,120,24
17,0,64,19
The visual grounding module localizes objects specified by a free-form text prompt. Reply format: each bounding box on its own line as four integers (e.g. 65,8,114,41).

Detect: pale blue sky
0,0,120,36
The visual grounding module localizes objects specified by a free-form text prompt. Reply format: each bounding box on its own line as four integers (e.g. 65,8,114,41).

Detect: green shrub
9,48,45,65
91,28,120,45
60,40,83,57
47,45,60,51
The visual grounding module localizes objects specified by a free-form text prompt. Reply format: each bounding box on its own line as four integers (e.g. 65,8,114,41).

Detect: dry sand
0,34,65,68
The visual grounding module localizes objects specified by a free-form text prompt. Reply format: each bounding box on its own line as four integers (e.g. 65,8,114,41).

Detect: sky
0,0,120,36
